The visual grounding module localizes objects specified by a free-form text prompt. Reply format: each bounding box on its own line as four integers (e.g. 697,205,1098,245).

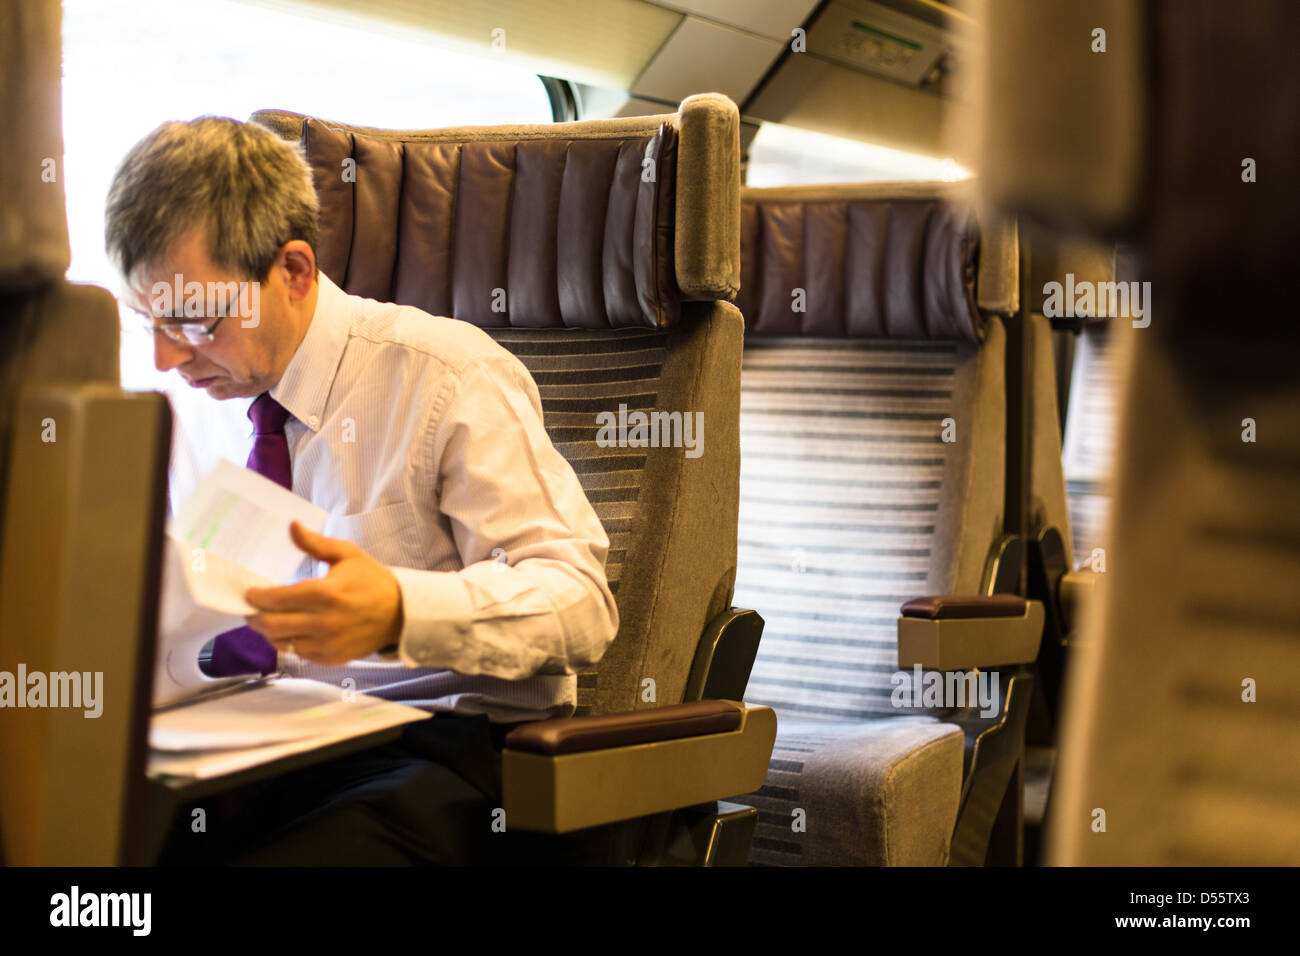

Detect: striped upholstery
748,723,827,864
489,327,669,715
733,338,964,719
731,330,1004,866
1062,327,1120,569
729,185,1015,866
728,312,1008,868
746,716,964,866
482,304,742,718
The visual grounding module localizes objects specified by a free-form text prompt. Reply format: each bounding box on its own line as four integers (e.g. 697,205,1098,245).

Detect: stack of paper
149,678,428,780
149,461,429,780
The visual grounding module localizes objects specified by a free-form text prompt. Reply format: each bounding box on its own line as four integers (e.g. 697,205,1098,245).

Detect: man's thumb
289,520,354,563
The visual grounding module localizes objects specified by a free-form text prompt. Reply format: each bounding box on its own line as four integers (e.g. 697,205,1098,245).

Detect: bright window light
746,122,972,187
61,0,553,502
63,0,551,380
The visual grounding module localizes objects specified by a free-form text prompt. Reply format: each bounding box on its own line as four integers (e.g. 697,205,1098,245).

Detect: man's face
122,230,303,400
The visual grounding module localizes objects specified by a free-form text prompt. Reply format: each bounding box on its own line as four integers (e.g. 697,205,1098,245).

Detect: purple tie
205,394,293,676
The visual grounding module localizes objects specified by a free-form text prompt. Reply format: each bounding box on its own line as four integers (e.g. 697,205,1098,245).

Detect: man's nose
153,333,194,373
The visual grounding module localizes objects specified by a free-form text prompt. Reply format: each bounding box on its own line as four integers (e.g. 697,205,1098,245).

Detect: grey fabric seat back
734,336,997,719
733,184,1014,721
254,96,743,715
489,317,738,715
486,329,670,602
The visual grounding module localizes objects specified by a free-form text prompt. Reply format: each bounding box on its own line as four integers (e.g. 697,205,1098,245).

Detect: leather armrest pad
503,700,742,756
901,594,1027,620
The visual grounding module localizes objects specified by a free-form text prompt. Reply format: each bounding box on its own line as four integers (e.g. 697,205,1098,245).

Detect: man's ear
278,240,317,302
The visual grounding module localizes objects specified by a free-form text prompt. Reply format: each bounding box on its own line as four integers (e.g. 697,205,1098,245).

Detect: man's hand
244,520,404,667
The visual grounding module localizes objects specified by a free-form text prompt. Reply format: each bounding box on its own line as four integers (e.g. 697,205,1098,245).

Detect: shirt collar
270,272,352,433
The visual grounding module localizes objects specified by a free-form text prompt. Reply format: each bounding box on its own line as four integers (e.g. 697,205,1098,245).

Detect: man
106,116,619,864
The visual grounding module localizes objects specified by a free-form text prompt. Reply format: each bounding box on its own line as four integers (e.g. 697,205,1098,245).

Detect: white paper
150,678,429,751
148,701,430,780
153,460,328,707
172,458,328,582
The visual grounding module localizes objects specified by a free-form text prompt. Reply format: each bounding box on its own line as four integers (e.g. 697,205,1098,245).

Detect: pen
152,672,281,714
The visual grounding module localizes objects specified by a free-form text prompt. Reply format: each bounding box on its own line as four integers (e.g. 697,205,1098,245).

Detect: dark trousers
159,714,594,866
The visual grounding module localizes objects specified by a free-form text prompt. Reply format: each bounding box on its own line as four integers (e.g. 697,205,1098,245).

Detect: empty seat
731,182,1028,866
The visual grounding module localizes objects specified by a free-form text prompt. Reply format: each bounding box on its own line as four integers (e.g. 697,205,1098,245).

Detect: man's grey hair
105,116,320,282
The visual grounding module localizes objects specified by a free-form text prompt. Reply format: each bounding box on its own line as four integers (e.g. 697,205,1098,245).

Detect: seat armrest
502,703,776,833
897,597,1045,669
901,594,1027,620
503,700,742,756
1058,569,1101,635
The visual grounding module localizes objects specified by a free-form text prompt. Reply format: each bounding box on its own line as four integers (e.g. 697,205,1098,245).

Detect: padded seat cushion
740,716,964,866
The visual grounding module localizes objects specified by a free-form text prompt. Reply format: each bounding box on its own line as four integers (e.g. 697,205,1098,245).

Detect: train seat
252,94,776,865
731,183,1037,865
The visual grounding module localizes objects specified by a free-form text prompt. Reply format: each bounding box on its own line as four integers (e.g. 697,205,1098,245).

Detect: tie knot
249,393,290,435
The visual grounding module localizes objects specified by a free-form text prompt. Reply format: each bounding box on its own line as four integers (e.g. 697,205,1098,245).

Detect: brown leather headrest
738,184,991,343
260,114,683,330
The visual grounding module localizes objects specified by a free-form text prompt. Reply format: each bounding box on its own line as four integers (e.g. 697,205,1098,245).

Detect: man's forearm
390,554,618,679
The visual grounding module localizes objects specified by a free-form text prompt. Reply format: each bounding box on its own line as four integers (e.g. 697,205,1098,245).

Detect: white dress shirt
264,273,619,722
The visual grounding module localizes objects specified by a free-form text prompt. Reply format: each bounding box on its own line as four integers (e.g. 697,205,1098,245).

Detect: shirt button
307,415,320,428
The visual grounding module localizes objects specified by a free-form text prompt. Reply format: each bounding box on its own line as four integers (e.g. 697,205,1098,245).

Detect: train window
61,0,554,394
746,121,971,187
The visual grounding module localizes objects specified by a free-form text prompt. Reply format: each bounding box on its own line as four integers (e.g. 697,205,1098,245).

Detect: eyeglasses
142,313,228,346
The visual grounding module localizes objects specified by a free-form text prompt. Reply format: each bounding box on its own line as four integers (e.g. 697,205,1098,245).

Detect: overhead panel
614,96,680,119
580,0,821,120
809,0,970,94
647,0,821,42
747,56,949,157
238,0,682,90
743,0,976,160
632,15,784,106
